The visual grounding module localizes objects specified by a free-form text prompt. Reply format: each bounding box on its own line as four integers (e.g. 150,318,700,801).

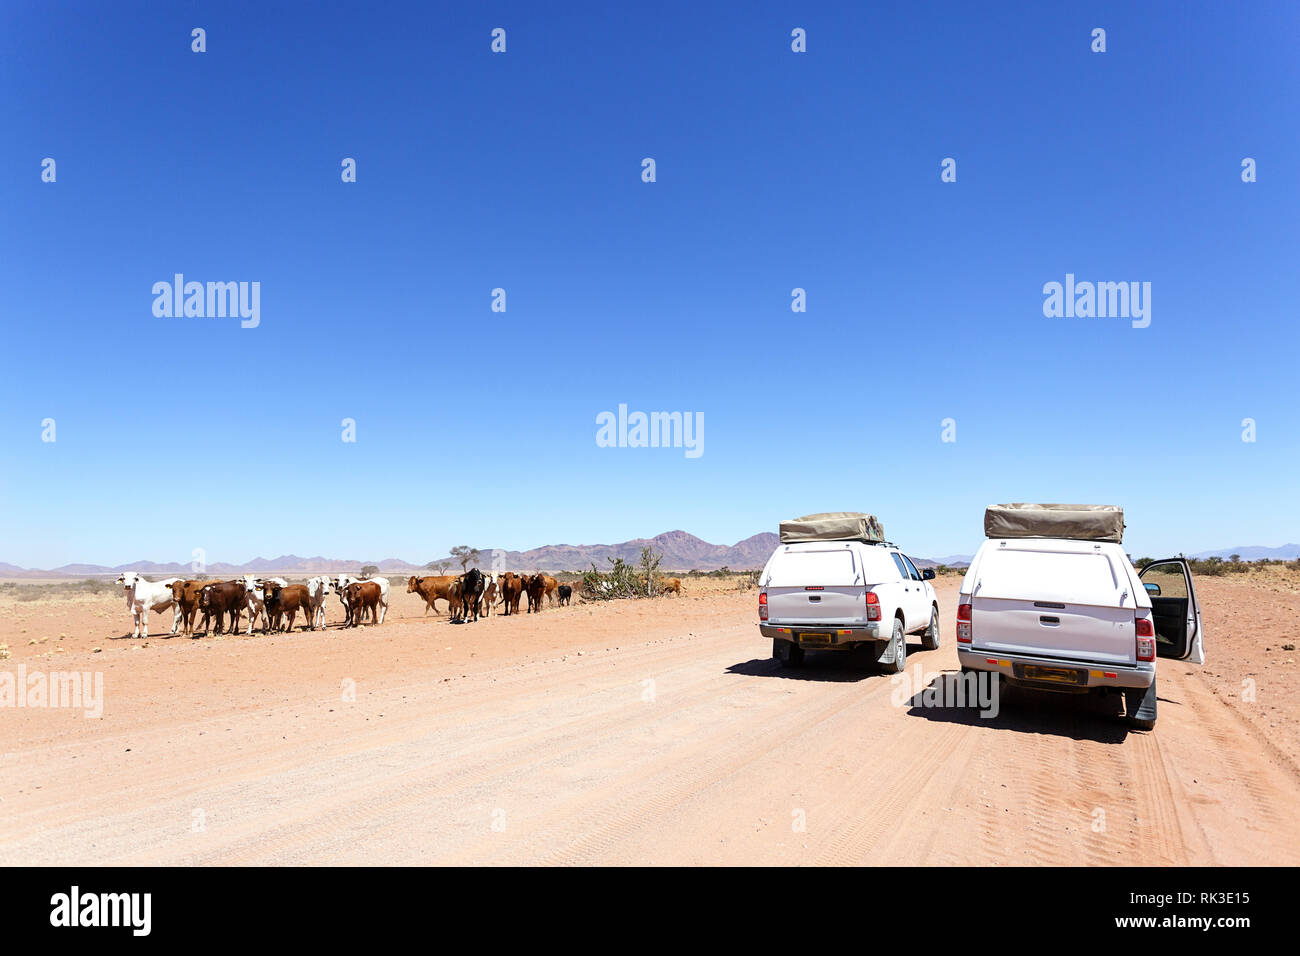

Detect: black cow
458,568,485,623
557,584,572,606
526,574,546,614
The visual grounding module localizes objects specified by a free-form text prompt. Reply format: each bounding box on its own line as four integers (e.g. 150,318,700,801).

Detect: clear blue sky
2,1,1297,567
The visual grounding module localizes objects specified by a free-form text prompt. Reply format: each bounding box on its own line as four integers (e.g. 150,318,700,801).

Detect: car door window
901,555,923,582
1139,561,1192,658
890,553,910,580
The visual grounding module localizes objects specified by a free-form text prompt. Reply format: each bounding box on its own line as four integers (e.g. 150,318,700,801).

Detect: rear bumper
958,646,1153,690
761,622,882,647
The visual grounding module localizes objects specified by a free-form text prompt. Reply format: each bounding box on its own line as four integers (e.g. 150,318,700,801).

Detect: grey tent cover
984,503,1124,543
779,512,885,544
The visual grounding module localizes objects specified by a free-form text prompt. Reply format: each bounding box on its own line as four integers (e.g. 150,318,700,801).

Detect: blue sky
2,1,1297,567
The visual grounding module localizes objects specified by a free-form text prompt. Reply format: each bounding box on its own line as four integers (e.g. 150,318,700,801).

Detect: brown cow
658,577,683,597
406,575,458,615
345,581,382,627
525,574,546,613
539,574,560,606
481,578,498,617
264,582,311,632
446,578,464,622
198,581,247,635
499,573,523,615
168,579,222,637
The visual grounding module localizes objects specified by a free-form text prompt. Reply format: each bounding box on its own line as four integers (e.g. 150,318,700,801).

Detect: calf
344,581,381,627
557,584,572,607
481,578,498,617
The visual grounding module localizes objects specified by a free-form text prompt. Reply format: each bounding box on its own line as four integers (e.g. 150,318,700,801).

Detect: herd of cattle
110,567,677,639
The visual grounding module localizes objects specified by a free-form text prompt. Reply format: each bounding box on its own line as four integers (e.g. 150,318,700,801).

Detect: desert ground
1,570,1298,865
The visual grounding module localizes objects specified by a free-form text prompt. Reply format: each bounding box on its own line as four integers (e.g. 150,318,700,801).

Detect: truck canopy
984,503,1124,543
779,512,884,544
763,542,898,586
973,542,1136,608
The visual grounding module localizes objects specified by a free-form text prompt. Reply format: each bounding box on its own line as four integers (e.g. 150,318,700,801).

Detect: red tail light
1136,616,1155,660
758,591,768,621
956,600,972,643
865,591,881,621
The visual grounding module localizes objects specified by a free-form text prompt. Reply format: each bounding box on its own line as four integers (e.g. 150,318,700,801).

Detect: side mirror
1144,582,1161,596
922,568,935,580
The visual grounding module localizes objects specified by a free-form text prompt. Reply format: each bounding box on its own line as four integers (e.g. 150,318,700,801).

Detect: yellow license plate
800,633,831,644
1024,666,1079,684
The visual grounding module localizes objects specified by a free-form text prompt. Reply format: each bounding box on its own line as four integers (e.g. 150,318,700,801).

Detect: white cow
335,574,390,625
306,576,333,630
117,572,180,639
241,574,287,634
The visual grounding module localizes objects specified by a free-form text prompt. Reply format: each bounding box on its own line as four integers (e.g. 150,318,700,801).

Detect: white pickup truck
758,540,940,671
956,535,1204,729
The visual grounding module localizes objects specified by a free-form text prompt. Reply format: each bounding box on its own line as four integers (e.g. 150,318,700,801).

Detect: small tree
450,546,480,572
639,545,663,597
360,564,379,578
426,560,453,575
1230,554,1241,563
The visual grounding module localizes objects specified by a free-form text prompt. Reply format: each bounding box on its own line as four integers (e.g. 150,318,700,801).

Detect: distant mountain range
0,531,781,578
3,535,1292,579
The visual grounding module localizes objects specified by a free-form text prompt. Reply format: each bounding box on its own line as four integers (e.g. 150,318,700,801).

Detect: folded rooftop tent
983,503,1125,543
778,512,885,544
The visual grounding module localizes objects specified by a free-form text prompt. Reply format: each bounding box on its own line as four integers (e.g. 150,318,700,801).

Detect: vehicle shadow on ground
727,646,898,683
903,671,1134,744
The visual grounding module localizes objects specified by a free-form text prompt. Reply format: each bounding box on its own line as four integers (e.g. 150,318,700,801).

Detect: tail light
1136,616,1155,661
865,591,881,621
956,600,972,643
758,591,768,621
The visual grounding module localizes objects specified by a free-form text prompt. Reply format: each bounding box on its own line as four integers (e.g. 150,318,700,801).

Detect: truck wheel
921,606,940,650
1126,677,1158,730
773,639,804,668
883,619,907,673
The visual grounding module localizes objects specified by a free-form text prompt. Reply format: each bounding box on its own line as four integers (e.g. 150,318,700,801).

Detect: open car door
1138,558,1204,664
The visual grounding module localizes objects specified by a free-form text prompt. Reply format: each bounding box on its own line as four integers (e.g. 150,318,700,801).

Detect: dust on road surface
2,575,1297,865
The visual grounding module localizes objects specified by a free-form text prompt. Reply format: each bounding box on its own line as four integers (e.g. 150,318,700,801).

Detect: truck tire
1126,677,1158,730
773,638,804,668
882,618,907,674
921,606,940,651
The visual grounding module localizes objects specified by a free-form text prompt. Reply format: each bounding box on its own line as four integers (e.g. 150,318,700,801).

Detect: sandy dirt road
1,575,1298,865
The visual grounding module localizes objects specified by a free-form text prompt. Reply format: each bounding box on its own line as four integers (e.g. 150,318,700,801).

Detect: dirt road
2,576,1297,865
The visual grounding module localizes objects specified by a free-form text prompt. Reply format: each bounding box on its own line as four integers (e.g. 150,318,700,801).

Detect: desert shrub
581,558,644,600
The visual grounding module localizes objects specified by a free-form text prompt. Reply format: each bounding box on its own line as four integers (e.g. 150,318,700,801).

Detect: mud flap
1126,677,1158,724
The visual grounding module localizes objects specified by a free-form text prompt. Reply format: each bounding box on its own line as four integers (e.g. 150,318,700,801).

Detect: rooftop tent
778,512,885,544
984,503,1125,543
